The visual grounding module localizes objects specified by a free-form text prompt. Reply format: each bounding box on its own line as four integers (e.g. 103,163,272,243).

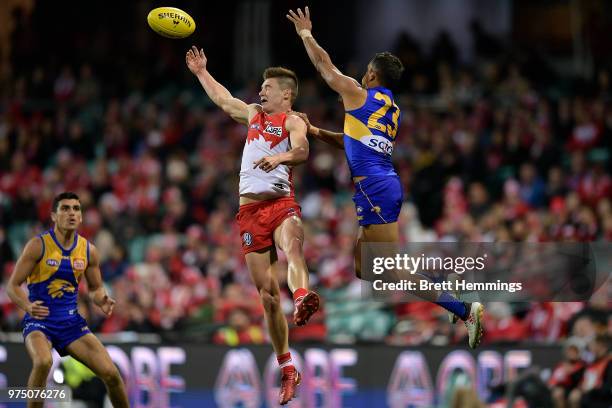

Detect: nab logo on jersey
46,259,59,267
264,123,283,137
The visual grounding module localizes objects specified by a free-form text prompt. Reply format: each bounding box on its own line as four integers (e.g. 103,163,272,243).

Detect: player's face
51,199,82,231
259,78,287,113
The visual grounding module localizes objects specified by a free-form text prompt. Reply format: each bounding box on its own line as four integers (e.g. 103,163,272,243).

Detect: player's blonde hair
263,67,298,104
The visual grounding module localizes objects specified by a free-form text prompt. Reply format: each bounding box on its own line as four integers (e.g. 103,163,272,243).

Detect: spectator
568,334,612,408
213,308,265,346
549,338,586,408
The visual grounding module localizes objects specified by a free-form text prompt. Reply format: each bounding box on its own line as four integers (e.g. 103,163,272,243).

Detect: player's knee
99,366,122,388
354,252,364,279
259,288,280,312
285,236,303,259
32,355,53,373
355,261,362,279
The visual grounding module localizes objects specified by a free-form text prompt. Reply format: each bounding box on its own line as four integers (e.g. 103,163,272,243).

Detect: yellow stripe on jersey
27,233,89,284
343,113,374,141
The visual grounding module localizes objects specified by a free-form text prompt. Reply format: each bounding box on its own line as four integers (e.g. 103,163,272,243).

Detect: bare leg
65,333,129,408
245,248,288,355
274,216,309,292
25,331,53,408
358,222,462,303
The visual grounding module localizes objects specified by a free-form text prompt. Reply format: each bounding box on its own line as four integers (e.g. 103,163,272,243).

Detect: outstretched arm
186,46,251,124
290,111,344,150
84,244,115,317
287,7,365,109
7,237,49,319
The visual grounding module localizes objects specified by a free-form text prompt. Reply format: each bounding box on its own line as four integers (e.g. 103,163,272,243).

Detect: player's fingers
297,8,304,18
286,14,296,24
288,9,298,19
253,158,263,169
34,308,49,317
305,6,310,19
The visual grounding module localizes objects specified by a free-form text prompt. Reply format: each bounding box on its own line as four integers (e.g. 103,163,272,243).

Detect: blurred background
0,0,610,407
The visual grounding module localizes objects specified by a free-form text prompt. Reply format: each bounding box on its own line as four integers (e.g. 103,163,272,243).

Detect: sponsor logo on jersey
243,232,253,246
47,279,75,299
264,123,283,137
46,259,60,267
273,183,286,190
362,135,394,156
73,259,86,271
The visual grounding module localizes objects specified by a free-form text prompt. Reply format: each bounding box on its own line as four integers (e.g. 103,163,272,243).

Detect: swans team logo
243,232,253,246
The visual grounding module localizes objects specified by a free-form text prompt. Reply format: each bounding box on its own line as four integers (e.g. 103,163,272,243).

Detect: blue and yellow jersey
343,86,400,177
27,230,89,321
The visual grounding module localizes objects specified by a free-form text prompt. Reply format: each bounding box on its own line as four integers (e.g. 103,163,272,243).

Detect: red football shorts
236,197,302,254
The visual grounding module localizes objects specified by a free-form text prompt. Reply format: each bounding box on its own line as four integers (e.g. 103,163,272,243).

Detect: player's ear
283,88,291,101
50,211,57,223
368,69,377,83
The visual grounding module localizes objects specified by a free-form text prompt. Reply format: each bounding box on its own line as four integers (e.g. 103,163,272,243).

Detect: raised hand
286,7,312,35
186,45,207,75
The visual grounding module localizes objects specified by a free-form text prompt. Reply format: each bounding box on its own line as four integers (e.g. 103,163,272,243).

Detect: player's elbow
219,98,233,113
294,146,309,164
5,284,15,301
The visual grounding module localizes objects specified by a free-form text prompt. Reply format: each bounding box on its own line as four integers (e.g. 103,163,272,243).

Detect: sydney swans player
186,46,318,404
7,192,128,408
288,8,484,348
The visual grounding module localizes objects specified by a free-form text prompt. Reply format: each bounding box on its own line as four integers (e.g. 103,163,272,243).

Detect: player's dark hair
263,67,299,104
369,52,404,89
52,191,80,212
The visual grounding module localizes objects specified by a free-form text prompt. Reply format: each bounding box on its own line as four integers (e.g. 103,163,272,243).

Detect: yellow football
147,7,196,39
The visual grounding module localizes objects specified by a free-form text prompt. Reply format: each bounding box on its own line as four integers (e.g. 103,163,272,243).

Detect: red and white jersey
239,111,293,197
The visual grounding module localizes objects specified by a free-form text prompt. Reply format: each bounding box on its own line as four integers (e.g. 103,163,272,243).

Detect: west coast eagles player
186,46,318,404
288,7,484,348
7,192,128,408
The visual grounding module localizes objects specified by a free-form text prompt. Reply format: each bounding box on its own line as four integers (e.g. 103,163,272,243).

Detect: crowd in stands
0,27,610,352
